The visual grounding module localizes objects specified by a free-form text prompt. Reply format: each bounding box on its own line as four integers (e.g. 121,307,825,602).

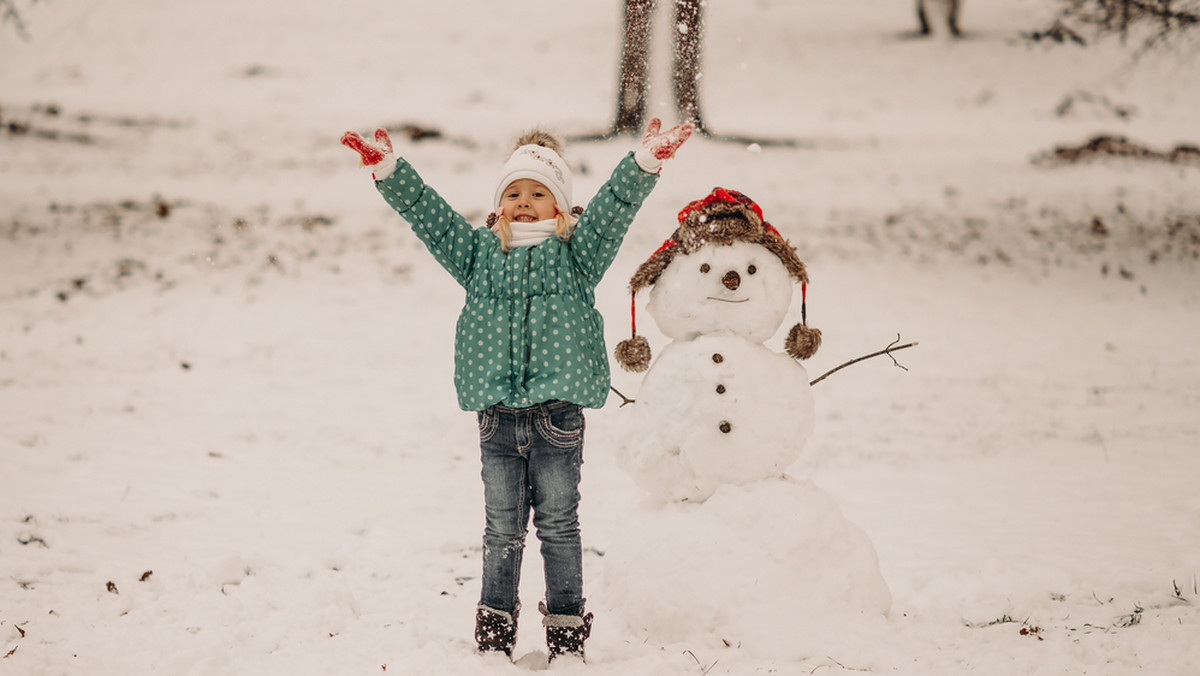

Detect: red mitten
340,128,397,179
635,118,695,173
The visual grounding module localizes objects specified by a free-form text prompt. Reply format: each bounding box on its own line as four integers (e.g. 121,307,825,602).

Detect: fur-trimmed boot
475,603,519,657
539,601,593,662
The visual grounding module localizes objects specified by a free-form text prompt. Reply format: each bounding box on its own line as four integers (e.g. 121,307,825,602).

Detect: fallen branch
1033,134,1200,167
811,655,871,673
810,334,918,386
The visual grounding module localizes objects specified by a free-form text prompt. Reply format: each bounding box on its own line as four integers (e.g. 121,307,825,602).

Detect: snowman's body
608,227,890,656
625,335,814,502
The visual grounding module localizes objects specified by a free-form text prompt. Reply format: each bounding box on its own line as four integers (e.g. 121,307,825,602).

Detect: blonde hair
494,209,576,253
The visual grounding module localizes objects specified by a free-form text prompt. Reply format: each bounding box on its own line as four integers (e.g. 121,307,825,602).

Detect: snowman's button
712,353,724,364
718,421,732,433
715,384,726,394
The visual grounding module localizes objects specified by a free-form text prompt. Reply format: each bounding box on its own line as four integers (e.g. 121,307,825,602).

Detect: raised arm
342,128,479,286
569,119,694,283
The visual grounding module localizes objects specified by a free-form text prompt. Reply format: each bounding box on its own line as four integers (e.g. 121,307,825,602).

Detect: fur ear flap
785,323,822,361
614,336,652,373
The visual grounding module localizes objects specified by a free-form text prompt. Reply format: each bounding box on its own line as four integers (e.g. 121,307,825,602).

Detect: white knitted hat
493,144,573,214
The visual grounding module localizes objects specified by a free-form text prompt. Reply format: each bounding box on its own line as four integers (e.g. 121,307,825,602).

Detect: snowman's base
602,477,891,658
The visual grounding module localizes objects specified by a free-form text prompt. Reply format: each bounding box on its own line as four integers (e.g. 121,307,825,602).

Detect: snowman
604,189,891,657
613,188,822,502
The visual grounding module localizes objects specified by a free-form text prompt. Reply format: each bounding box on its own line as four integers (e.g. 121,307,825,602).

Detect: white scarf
496,218,559,248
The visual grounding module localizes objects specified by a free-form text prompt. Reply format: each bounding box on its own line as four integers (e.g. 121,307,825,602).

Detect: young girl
341,119,692,661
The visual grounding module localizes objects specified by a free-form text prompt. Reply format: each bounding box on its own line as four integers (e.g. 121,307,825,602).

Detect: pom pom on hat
785,282,821,360
614,335,652,373
614,290,653,372
786,323,822,361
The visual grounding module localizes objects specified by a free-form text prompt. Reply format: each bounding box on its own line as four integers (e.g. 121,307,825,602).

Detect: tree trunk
613,0,656,136
672,0,707,133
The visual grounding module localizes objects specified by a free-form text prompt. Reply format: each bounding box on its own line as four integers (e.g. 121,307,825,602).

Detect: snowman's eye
747,265,757,275
700,263,711,273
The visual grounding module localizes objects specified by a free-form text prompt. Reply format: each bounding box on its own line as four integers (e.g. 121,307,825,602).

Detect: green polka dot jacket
375,152,659,411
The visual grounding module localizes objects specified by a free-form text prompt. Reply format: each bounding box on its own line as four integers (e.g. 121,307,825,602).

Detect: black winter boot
475,603,519,657
540,601,593,662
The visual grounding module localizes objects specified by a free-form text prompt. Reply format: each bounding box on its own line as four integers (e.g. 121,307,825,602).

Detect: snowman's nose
722,270,741,291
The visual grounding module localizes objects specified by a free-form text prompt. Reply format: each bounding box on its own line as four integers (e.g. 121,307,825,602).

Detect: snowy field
2,0,1199,674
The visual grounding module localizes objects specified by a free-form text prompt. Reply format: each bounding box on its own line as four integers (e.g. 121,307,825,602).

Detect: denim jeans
477,399,586,617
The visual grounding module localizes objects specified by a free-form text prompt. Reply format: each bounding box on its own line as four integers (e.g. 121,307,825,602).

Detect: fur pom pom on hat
493,129,573,215
614,187,822,373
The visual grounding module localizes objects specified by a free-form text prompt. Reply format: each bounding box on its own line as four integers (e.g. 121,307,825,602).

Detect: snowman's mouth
706,297,749,303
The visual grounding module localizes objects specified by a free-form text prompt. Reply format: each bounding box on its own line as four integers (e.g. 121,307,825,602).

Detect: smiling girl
341,119,692,662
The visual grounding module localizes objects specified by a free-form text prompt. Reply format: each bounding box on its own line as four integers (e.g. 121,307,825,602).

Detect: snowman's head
614,188,822,372
647,240,792,342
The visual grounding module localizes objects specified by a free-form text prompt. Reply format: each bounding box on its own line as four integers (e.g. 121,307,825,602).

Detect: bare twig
609,385,637,407
1113,603,1144,628
965,613,1016,628
811,656,872,673
810,334,918,386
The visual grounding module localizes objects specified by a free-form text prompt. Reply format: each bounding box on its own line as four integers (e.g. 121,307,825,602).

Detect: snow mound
603,478,892,658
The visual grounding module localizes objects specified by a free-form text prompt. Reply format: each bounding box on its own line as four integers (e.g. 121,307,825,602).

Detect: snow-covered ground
2,0,1198,673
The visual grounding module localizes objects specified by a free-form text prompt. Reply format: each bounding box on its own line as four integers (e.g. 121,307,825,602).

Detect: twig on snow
1112,603,1144,628
810,334,918,386
964,613,1016,629
811,656,872,673
1174,579,1186,601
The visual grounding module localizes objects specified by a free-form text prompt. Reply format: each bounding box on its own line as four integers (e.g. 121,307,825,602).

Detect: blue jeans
477,400,586,617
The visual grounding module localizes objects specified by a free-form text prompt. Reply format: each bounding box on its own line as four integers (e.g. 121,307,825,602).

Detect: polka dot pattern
375,153,658,411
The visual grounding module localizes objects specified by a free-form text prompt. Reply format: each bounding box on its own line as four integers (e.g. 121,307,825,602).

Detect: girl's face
499,179,558,222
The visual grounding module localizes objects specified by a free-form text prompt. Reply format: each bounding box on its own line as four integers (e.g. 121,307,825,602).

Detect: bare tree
586,0,708,138
610,0,656,137
1,0,37,40
1028,0,1200,53
915,0,964,38
671,0,705,135
577,0,797,147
